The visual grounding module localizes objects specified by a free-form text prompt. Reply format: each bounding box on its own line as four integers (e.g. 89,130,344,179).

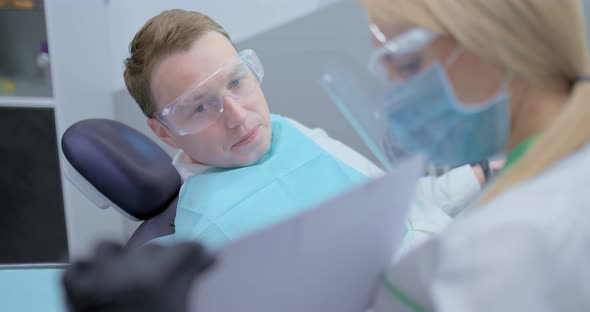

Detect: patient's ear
147,118,181,149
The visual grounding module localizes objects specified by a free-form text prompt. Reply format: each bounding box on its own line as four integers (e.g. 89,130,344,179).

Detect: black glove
62,241,215,312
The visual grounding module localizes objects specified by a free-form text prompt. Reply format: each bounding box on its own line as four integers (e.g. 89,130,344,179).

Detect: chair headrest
61,119,181,220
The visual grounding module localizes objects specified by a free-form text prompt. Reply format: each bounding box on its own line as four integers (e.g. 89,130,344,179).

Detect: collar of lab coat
172,150,210,182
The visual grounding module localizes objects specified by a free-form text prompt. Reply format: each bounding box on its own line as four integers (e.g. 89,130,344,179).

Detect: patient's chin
225,154,260,168
242,143,271,166
224,127,271,168
237,139,271,167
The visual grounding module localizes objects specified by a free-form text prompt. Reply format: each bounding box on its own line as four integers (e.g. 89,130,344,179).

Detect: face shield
320,25,511,170
154,49,264,136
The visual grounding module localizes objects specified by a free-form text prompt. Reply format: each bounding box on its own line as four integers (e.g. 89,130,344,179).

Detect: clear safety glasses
367,25,438,83
154,49,264,136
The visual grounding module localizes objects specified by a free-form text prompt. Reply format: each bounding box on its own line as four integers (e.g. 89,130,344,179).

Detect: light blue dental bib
171,114,367,248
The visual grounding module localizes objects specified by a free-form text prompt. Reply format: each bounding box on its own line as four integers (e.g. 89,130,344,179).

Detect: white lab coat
372,144,590,311
173,116,481,253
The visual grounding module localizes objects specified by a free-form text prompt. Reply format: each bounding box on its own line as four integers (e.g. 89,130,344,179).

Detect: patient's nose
223,95,247,129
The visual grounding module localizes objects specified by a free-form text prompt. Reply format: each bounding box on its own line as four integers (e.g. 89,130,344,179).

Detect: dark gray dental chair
61,119,182,248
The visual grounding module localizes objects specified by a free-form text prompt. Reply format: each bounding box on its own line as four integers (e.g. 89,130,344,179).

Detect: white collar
172,150,211,182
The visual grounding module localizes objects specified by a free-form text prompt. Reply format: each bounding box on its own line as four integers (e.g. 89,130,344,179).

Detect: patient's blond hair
361,0,590,204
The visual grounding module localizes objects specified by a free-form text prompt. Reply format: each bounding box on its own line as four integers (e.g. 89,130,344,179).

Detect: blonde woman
325,0,590,310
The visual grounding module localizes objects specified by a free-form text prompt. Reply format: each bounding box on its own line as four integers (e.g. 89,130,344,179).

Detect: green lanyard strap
381,273,428,312
503,134,539,171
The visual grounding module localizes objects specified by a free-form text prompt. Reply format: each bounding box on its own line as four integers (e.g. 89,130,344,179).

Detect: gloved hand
62,241,215,312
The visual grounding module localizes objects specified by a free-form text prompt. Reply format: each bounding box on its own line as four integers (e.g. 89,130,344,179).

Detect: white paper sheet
190,156,424,312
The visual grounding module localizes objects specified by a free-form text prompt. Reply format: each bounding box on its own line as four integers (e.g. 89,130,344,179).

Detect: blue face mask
384,62,511,167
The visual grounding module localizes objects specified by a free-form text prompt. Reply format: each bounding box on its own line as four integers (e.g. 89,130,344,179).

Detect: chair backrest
126,197,178,248
61,119,181,246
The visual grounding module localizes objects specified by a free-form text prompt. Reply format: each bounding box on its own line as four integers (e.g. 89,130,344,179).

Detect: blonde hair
124,9,233,117
361,0,590,204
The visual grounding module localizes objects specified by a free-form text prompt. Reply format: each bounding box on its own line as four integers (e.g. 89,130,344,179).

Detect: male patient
123,9,484,248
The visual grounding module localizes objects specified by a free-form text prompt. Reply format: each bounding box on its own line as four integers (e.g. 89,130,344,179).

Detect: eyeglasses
368,25,437,81
153,49,264,135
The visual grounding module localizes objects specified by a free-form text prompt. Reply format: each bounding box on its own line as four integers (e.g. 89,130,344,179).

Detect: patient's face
148,32,272,168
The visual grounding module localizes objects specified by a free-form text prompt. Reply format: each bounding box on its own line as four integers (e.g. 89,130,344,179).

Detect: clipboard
190,156,424,312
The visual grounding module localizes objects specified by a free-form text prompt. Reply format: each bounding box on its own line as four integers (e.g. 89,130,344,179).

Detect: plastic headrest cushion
61,119,181,220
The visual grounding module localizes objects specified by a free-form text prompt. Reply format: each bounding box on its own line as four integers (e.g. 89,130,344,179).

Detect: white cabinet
0,1,68,263
0,0,130,261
